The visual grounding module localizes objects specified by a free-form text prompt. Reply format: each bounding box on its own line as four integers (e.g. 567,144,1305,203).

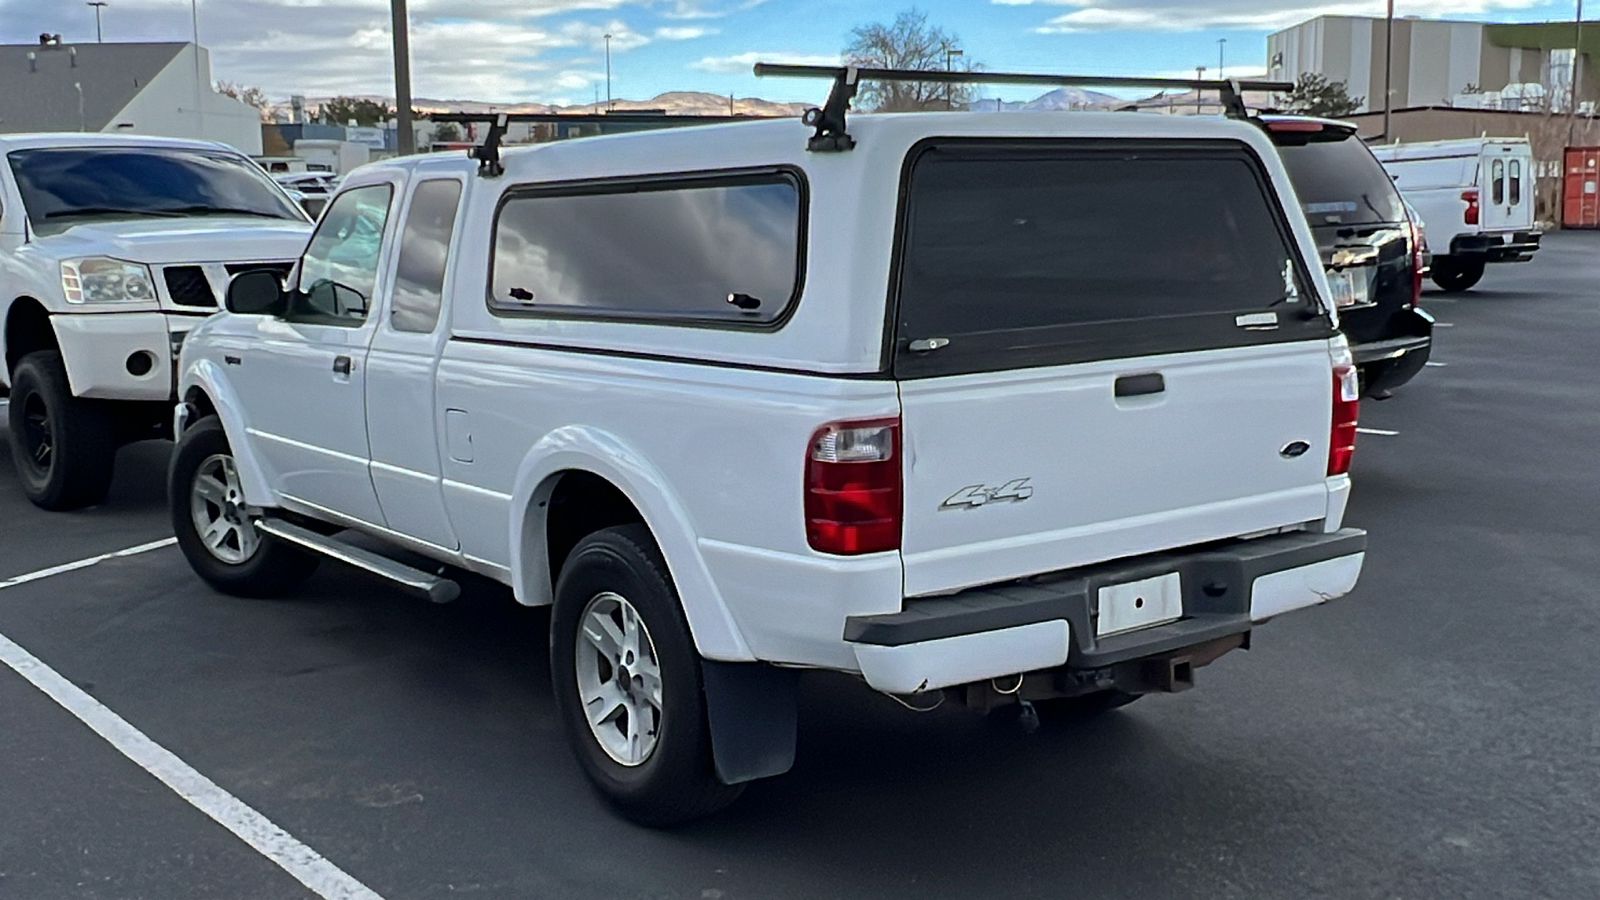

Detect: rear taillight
1461,189,1480,225
805,418,901,555
1329,364,1360,476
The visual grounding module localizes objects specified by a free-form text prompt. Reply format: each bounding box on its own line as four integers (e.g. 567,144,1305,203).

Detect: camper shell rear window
889,139,1335,379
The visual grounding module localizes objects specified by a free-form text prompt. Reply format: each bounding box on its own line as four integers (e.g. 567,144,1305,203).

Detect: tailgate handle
1114,373,1165,397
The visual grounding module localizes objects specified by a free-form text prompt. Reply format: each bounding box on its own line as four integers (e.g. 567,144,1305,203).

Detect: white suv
1,133,311,509
171,95,1367,824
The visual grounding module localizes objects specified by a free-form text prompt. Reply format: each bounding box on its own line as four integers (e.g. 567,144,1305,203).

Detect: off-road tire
7,350,116,511
169,416,318,597
550,524,744,826
1431,257,1485,292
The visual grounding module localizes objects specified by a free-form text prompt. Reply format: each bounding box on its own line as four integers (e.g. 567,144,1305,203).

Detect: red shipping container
1563,147,1600,228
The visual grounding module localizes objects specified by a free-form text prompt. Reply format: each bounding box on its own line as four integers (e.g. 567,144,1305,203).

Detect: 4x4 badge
941,478,1034,509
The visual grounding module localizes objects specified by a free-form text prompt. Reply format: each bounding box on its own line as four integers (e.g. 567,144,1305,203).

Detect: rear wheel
550,524,743,826
1431,257,1485,292
7,350,115,511
169,416,318,597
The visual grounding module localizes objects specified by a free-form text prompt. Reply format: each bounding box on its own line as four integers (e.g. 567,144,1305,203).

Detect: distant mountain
970,87,1122,112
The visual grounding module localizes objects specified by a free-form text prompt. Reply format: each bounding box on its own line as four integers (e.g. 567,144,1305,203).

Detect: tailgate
889,138,1339,598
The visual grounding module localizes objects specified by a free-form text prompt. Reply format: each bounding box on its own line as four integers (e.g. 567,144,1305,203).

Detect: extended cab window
292,184,393,325
893,141,1331,378
391,179,463,334
490,171,803,325
7,146,306,236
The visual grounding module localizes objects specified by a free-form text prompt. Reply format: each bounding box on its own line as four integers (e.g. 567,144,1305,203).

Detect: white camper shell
1371,137,1541,291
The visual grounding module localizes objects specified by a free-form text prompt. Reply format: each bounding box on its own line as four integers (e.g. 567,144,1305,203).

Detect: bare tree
844,9,974,111
216,81,274,123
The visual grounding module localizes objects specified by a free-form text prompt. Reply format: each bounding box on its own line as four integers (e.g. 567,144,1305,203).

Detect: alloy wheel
189,453,260,564
574,591,665,767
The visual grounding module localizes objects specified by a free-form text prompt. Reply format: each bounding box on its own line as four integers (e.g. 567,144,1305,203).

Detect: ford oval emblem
1280,440,1312,459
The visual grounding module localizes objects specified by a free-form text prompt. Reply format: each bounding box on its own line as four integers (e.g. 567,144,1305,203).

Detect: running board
255,519,460,604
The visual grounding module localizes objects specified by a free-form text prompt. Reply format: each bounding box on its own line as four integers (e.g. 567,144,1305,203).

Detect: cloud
992,0,1550,33
655,26,716,39
690,50,840,73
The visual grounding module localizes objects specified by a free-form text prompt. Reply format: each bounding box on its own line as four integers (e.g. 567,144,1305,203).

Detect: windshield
1274,133,1407,227
8,146,308,236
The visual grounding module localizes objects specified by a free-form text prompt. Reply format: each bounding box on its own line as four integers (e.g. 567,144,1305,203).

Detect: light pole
1383,0,1395,140
191,0,204,138
1217,37,1227,79
604,33,613,109
391,0,415,154
943,43,964,109
87,2,107,42
1568,0,1585,144
1195,65,1206,113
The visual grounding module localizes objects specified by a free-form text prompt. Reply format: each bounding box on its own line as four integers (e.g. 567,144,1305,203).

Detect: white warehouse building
1267,16,1598,113
0,37,262,154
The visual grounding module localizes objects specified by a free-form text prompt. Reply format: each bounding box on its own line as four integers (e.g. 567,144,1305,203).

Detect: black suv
1262,115,1433,399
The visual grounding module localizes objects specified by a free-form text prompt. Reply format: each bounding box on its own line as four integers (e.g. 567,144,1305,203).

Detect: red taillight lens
805,418,901,555
1329,364,1360,476
1461,189,1479,225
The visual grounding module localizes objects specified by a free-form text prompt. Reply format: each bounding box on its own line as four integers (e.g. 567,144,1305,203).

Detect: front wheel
550,524,743,826
7,350,115,511
169,416,318,597
1430,257,1485,292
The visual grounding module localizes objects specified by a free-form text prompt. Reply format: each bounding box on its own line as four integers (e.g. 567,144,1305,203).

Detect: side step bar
255,519,460,604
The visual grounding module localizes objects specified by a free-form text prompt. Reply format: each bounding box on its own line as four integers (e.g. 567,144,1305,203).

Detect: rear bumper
1350,307,1434,397
846,528,1367,694
1450,230,1541,262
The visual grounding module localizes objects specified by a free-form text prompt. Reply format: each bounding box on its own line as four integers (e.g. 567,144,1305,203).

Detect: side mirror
226,269,287,315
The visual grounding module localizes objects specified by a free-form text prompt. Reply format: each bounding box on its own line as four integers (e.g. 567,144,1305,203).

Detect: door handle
1114,372,1165,397
332,355,352,376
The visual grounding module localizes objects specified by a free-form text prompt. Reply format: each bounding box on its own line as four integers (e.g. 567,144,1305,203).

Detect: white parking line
1425,361,1448,367
0,539,386,900
1435,322,1455,327
0,537,177,592
1357,427,1400,436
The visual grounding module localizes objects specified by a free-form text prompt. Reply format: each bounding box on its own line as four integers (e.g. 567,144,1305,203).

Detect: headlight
60,257,157,304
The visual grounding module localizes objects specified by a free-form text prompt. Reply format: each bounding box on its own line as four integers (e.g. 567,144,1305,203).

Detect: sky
0,0,1588,105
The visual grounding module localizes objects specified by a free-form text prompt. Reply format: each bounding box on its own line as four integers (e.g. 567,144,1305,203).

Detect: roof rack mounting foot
800,65,859,153
472,113,508,177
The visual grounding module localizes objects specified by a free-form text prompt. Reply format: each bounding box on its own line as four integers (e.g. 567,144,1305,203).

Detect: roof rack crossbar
753,62,1295,150
426,110,773,174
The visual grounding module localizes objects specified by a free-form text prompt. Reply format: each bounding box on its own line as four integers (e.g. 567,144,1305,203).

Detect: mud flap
700,660,799,785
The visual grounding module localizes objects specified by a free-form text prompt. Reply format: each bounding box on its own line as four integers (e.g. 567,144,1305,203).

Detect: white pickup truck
1371,137,1541,292
170,84,1368,825
1,133,312,509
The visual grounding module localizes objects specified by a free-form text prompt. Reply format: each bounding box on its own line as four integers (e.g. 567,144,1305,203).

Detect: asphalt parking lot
3,231,1600,900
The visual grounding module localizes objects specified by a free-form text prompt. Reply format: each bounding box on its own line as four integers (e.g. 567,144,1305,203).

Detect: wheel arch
178,359,278,508
508,426,753,662
4,296,58,381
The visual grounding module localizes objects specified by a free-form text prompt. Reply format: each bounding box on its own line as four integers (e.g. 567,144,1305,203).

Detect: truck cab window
292,184,393,325
391,179,463,334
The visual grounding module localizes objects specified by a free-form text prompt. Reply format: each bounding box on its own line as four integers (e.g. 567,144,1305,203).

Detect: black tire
7,350,115,511
550,524,743,826
169,416,319,597
1430,257,1485,292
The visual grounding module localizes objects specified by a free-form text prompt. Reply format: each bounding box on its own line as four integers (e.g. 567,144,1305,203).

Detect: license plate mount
1096,572,1183,637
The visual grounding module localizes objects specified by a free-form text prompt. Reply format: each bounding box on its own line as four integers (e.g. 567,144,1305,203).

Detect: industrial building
0,36,262,154
1268,16,1597,114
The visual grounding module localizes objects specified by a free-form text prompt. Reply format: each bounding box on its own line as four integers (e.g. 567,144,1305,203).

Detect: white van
1371,138,1541,291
